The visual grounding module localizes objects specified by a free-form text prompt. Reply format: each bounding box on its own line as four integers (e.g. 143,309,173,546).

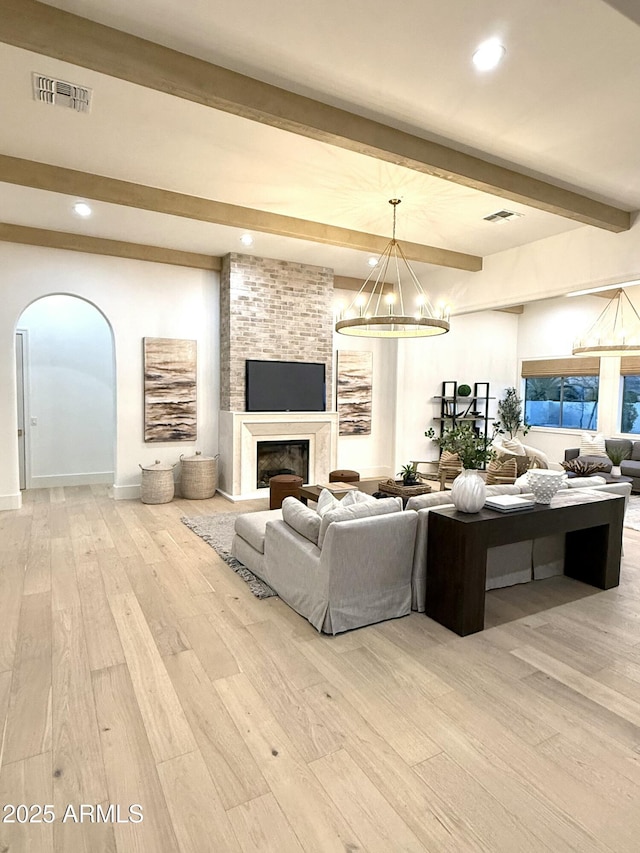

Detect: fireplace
256,439,309,489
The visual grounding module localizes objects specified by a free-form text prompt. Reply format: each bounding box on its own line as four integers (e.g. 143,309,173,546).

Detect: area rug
623,495,640,531
181,513,276,599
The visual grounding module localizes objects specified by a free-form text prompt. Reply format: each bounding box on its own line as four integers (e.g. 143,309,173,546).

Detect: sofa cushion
281,497,321,545
486,457,517,484
341,490,377,507
405,491,458,511
579,433,607,457
318,497,402,549
631,442,640,462
316,488,341,517
234,508,283,554
566,475,607,487
502,437,526,456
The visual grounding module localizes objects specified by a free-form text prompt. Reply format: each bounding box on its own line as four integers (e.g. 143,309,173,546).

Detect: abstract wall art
143,337,197,441
336,349,372,436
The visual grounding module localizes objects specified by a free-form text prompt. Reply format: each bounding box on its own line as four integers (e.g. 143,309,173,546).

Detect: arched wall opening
16,293,116,489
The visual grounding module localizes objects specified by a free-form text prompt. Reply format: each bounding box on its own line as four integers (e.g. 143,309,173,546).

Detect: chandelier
572,288,640,356
335,199,451,338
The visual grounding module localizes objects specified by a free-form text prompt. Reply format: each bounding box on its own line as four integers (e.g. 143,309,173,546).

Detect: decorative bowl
526,469,566,504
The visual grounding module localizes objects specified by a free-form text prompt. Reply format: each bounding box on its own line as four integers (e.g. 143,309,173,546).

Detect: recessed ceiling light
472,38,506,71
368,256,378,267
73,201,92,218
240,233,254,246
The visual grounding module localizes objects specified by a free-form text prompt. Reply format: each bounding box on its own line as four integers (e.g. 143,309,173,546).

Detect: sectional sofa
231,478,630,635
565,438,640,491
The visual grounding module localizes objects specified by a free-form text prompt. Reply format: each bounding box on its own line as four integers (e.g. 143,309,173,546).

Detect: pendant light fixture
335,199,451,338
572,288,640,356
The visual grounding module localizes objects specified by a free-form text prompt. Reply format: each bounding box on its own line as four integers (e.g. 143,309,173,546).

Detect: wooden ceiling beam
0,0,630,234
0,156,482,271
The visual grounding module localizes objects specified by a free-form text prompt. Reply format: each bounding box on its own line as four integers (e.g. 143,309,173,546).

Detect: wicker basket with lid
139,460,176,504
180,451,219,499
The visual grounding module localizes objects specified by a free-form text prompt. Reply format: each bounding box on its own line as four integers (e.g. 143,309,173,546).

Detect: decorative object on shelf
139,459,176,504
457,384,472,397
451,468,486,513
144,337,197,441
398,462,420,485
494,387,530,438
335,199,451,339
336,350,373,435
179,451,219,499
526,469,566,504
573,288,640,357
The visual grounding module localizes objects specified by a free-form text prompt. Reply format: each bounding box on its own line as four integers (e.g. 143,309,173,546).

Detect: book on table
318,482,359,491
484,495,535,512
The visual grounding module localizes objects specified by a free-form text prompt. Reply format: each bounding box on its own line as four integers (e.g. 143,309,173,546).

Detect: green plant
495,387,530,438
607,445,629,466
457,384,472,397
398,462,420,485
425,425,495,470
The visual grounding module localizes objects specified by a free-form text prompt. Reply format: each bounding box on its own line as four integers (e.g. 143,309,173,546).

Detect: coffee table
425,490,624,636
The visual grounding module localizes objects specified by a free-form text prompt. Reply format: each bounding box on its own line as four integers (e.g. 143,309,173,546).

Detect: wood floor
2,486,640,852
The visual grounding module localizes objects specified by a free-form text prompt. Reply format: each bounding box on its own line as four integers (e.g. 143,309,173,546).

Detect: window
620,358,640,434
524,375,599,429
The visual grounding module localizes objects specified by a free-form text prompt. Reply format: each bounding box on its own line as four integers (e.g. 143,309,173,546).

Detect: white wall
19,294,115,487
395,310,519,472
333,289,397,478
0,243,219,508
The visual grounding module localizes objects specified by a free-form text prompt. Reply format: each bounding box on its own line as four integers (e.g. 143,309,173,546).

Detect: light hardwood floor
2,485,640,852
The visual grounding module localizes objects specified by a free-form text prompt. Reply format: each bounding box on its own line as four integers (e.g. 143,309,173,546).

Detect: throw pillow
566,475,607,488
579,433,607,457
485,457,517,485
316,488,340,517
318,497,402,549
281,497,321,545
341,490,377,507
501,437,526,456
561,457,608,476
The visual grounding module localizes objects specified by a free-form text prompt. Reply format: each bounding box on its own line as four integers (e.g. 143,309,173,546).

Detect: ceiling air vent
483,209,523,223
32,73,92,113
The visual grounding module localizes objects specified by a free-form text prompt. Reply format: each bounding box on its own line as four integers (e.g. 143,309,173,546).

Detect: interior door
16,331,26,490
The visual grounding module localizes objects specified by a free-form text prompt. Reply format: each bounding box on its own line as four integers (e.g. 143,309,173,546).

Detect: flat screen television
245,359,326,412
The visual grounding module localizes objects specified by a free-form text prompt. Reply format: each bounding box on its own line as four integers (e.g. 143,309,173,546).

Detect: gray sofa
231,478,630,634
565,438,640,491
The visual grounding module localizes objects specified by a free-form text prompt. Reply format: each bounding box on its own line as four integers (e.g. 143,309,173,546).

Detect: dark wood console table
425,491,624,636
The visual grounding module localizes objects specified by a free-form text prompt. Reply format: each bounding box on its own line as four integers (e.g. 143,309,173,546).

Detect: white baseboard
30,472,114,488
112,483,141,501
0,492,22,511
216,488,269,502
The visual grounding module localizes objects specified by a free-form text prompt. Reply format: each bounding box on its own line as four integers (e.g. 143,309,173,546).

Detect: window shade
620,357,640,376
521,357,600,377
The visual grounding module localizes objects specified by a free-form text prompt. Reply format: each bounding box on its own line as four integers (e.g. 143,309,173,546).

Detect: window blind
521,357,600,377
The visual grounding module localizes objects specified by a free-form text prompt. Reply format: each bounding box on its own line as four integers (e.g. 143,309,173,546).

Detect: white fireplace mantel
218,411,339,501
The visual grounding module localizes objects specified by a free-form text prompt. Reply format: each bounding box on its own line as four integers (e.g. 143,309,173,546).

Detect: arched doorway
16,294,116,490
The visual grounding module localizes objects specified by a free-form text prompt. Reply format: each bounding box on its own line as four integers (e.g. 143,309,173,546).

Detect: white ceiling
2,0,640,278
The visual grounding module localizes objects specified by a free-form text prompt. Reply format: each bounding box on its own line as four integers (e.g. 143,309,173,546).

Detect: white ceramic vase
526,468,566,504
451,468,486,513
611,465,621,478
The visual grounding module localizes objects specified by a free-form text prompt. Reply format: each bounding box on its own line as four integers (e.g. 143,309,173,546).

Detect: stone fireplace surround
218,411,338,501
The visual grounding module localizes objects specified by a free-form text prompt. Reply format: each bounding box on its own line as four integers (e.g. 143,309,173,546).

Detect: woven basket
180,451,219,499
377,479,431,497
139,460,176,504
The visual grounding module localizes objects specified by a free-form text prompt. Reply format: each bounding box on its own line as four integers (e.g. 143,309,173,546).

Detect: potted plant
495,387,530,439
607,445,629,477
398,462,420,485
425,424,495,470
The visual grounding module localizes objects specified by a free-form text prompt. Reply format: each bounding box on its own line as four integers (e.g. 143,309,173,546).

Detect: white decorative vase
526,469,566,504
451,468,486,513
611,465,621,478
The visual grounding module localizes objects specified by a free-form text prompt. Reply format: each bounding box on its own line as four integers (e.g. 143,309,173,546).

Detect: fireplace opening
256,439,310,489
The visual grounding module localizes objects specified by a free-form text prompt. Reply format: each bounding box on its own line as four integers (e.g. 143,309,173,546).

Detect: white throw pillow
281,497,321,544
316,488,341,517
579,433,607,457
341,490,377,507
502,437,526,456
566,475,607,488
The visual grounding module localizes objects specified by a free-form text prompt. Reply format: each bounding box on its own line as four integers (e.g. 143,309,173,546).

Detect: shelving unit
432,381,494,468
